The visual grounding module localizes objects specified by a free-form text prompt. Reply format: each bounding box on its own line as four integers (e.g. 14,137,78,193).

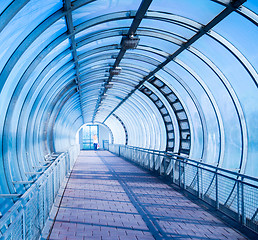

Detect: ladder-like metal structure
140,77,191,155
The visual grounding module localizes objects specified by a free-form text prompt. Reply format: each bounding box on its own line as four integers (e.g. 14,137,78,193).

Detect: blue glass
149,0,224,25
243,0,258,14
77,36,122,56
177,50,242,169
139,18,196,40
193,35,258,177
105,116,126,144
0,0,12,15
213,12,258,71
75,19,133,41
134,47,167,63
0,0,62,73
72,0,141,26
139,35,180,55
165,60,221,163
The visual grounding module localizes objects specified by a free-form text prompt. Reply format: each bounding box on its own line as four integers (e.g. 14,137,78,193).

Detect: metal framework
112,113,128,145
92,0,153,122
102,0,247,123
140,77,191,155
0,0,257,236
108,144,258,235
63,0,85,123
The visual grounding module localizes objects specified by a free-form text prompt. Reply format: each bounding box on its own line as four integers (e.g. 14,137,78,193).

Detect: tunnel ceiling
0,0,258,191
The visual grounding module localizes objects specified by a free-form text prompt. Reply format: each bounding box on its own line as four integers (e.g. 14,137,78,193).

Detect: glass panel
122,58,158,71
139,35,180,55
177,50,242,170
0,0,12,14
213,12,258,71
163,61,219,162
149,0,224,25
72,0,141,25
77,36,122,56
106,116,126,144
78,50,119,65
75,19,133,40
139,18,196,40
192,35,258,177
0,0,62,73
5,19,67,94
243,0,258,14
29,39,70,83
133,48,167,63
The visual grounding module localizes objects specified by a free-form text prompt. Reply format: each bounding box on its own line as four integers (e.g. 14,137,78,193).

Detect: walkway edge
40,171,72,240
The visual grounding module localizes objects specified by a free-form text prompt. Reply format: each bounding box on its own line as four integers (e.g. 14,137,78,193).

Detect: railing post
53,166,56,202
156,154,160,175
241,176,246,225
200,167,203,199
159,154,161,174
183,160,186,190
22,210,26,240
172,158,175,184
152,152,154,171
197,164,200,198
163,156,166,176
215,173,219,209
237,180,240,222
118,145,120,156
178,160,181,187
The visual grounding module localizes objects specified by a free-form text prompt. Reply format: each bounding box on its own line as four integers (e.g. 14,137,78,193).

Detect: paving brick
46,151,248,240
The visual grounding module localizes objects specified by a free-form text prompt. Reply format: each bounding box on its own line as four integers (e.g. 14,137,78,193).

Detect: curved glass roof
0,0,257,214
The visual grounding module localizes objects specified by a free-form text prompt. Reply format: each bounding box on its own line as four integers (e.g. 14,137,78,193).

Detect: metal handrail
0,144,80,240
113,144,258,183
107,144,258,235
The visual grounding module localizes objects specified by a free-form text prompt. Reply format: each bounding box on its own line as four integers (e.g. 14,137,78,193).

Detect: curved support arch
188,46,248,174
113,92,166,150
112,114,128,145
213,0,258,27
0,0,30,33
172,59,225,166
0,0,257,224
0,0,95,92
1,8,255,104
141,78,191,155
47,88,79,153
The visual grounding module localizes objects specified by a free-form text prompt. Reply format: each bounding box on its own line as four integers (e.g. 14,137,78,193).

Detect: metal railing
0,145,80,240
107,144,258,235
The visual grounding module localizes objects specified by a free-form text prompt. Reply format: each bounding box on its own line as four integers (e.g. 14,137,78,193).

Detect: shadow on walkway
44,151,248,240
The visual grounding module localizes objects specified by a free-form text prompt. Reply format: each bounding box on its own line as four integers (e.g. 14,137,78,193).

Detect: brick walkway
47,151,248,240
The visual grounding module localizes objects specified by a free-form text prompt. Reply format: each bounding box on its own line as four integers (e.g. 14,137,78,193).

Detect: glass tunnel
0,0,257,237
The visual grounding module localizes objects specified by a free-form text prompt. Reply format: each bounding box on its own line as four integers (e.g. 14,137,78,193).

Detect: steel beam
128,0,153,36
92,0,153,122
0,194,21,198
12,181,34,184
102,0,247,123
0,0,94,93
63,0,85,123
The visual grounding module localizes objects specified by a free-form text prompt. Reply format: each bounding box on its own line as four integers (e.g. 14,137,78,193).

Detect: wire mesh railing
0,145,80,240
107,144,258,235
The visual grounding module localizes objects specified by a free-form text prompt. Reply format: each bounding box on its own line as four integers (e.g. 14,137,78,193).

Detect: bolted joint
109,67,122,75
105,83,114,89
76,85,81,92
120,36,140,49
